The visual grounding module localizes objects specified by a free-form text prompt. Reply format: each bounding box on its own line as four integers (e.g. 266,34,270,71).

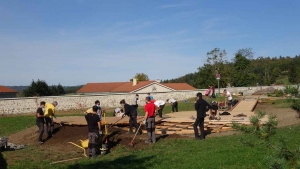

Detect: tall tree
236,48,254,60
23,79,51,97
206,48,227,74
134,73,149,81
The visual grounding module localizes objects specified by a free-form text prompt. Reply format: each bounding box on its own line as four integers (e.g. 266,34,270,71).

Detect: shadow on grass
67,154,155,169
0,151,7,169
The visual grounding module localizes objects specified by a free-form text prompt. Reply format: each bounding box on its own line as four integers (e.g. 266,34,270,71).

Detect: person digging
120,99,142,135
44,101,58,138
84,105,102,158
36,101,46,144
194,92,212,140
143,96,156,144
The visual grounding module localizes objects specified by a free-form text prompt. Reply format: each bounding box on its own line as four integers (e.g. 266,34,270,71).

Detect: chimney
156,79,161,83
133,78,137,86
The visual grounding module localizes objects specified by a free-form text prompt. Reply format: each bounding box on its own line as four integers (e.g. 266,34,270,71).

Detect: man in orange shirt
144,97,156,144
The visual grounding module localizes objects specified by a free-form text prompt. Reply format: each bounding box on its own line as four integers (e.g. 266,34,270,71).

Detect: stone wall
0,85,286,115
0,90,202,115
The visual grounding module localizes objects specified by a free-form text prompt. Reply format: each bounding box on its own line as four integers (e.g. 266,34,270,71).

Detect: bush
233,111,300,168
275,89,284,97
284,85,299,97
291,99,300,112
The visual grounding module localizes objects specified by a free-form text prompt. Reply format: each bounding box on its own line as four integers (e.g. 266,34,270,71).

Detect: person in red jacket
143,97,156,144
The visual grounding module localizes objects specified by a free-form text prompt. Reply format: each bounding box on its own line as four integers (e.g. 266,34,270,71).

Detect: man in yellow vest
44,101,58,137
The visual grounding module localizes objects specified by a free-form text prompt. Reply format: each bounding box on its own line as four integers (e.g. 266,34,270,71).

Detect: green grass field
4,95,282,169
3,124,300,169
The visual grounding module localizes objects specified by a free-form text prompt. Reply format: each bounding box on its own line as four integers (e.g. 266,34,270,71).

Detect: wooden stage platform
53,116,163,126
54,98,267,135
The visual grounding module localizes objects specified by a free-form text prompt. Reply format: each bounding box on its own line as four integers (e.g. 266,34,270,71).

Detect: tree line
163,48,300,88
22,79,82,97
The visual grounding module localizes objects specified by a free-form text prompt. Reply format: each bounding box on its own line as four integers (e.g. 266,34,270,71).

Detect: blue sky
1,0,299,86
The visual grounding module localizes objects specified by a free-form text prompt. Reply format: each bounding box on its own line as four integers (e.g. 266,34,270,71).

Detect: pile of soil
8,124,183,156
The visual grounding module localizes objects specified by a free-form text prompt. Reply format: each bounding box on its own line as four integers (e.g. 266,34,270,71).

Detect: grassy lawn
3,124,300,169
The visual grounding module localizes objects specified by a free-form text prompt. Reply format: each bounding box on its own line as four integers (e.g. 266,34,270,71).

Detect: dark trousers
172,102,178,112
146,117,156,143
129,115,139,132
158,105,165,118
45,117,54,137
87,132,99,157
132,104,138,110
36,122,44,141
193,118,205,139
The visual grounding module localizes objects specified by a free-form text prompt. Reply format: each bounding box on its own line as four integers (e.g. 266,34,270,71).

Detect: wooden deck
53,115,163,126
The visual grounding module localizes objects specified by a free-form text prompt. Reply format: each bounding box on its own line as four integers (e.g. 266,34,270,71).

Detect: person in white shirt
166,98,178,113
114,108,124,117
154,100,165,118
131,94,139,110
223,89,233,109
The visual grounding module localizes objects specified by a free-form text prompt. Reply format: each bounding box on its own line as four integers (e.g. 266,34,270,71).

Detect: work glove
143,120,146,125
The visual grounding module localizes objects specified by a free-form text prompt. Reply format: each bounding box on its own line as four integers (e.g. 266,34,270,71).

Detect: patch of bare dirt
255,102,300,127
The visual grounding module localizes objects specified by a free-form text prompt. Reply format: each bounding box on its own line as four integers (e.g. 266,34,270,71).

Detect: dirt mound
8,124,183,156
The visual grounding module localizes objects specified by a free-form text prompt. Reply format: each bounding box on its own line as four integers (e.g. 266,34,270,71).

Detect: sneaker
38,141,44,144
145,140,152,144
195,137,203,140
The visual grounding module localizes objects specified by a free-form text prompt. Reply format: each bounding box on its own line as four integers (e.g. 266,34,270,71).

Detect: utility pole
216,74,220,94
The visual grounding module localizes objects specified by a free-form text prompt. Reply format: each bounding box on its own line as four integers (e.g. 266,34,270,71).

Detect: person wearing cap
147,93,153,101
154,100,165,118
120,99,141,135
166,98,178,113
36,101,46,144
84,105,102,158
44,101,58,137
194,93,212,140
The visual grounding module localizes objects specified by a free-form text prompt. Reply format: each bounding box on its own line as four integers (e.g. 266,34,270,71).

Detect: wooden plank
156,126,170,129
175,124,190,128
167,127,184,131
175,130,195,135
163,122,179,126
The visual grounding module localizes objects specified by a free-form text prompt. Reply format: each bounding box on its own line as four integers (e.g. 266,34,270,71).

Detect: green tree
288,62,300,84
57,83,65,95
206,48,227,74
23,79,51,97
134,73,149,81
236,48,254,60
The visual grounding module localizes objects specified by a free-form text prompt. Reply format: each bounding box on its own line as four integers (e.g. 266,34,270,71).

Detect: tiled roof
77,82,127,93
0,86,18,93
77,81,196,93
161,83,196,90
112,81,154,92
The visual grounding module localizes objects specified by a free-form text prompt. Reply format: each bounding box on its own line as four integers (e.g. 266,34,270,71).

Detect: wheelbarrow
69,139,107,157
